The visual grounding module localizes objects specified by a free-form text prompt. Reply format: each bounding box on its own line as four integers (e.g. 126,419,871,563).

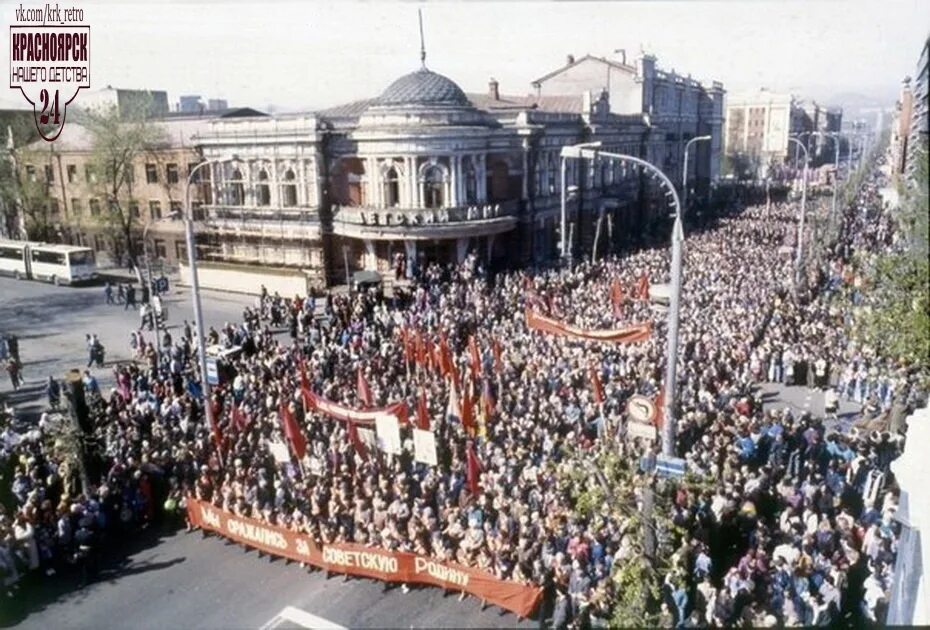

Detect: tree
0,114,55,240
858,145,929,370
80,99,167,273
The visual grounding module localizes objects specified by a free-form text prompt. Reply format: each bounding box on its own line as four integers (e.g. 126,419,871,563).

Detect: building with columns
151,55,724,293
179,62,685,291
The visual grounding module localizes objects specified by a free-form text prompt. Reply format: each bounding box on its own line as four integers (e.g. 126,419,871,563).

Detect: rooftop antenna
418,9,427,69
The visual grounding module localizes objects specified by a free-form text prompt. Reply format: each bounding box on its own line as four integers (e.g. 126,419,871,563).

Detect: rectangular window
25,165,36,182
45,165,54,182
153,239,167,259
67,164,77,183
175,241,187,261
149,200,162,220
166,163,179,184
89,198,101,216
129,202,140,218
71,198,82,215
170,201,182,217
30,249,66,265
85,165,96,183
191,201,204,221
188,162,200,180
0,246,25,260
49,198,60,214
145,163,158,184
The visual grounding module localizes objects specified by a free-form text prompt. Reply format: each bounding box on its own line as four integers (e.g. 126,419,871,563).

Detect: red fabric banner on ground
525,308,652,343
187,498,542,618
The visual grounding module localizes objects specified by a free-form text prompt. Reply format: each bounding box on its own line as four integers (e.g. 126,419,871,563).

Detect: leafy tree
857,145,929,369
0,114,55,240
79,98,167,274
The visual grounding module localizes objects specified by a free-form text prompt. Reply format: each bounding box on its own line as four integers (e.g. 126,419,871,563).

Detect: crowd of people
0,154,925,628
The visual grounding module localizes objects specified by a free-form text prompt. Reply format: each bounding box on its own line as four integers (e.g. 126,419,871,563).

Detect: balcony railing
331,199,519,229
202,205,322,239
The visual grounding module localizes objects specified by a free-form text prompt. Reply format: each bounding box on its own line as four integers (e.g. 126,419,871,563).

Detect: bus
0,239,97,285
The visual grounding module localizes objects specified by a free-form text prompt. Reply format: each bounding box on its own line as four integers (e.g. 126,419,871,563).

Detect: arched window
464,160,478,204
383,166,400,208
422,166,444,209
282,169,298,207
256,169,271,206
229,168,245,206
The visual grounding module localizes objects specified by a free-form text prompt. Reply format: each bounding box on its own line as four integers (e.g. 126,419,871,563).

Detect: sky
3,0,928,113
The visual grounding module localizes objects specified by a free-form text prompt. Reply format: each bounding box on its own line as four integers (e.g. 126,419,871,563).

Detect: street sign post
655,454,687,478
205,356,219,386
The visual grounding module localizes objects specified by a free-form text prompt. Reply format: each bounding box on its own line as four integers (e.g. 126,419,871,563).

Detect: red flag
231,401,248,433
468,335,482,376
278,402,308,460
208,397,224,456
589,366,604,405
347,420,369,461
298,362,314,410
610,279,625,317
416,389,430,431
415,330,427,367
466,441,482,495
439,334,453,377
461,384,475,435
492,338,503,374
636,274,650,300
356,368,373,408
653,388,665,429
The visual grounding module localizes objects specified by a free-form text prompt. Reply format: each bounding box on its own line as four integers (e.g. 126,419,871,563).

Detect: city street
6,527,529,629
0,275,252,417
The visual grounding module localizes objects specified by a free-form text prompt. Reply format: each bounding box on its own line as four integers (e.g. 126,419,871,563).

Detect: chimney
488,78,500,101
566,54,575,65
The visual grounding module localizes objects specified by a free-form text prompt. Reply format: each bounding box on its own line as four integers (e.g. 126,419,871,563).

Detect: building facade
906,36,929,179
20,114,211,265
188,64,674,290
530,52,725,204
725,89,842,177
890,78,914,178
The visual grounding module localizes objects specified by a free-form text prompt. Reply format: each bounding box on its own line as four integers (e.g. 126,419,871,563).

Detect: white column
366,157,378,207
449,156,459,207
477,154,487,202
455,237,469,262
522,142,530,200
363,239,377,270
408,157,418,208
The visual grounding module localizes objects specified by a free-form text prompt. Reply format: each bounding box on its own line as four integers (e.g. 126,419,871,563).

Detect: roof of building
467,93,584,114
531,54,637,86
316,98,379,119
376,68,471,107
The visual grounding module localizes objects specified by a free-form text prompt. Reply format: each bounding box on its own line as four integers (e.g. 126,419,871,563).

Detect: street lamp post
563,144,683,455
682,135,711,215
185,159,220,462
559,142,601,265
787,137,809,288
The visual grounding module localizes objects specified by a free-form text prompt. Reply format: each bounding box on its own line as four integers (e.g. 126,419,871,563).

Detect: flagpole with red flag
416,389,430,431
278,401,308,462
356,368,373,408
466,440,482,496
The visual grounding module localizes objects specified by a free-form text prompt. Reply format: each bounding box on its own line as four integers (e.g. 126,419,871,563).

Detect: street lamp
185,158,225,461
566,145,682,456
560,142,602,264
787,137,809,288
682,135,711,214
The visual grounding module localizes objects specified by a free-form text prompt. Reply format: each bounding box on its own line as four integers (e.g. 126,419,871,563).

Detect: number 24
39,89,60,125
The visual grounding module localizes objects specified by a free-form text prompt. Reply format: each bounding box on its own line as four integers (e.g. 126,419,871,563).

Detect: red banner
187,498,541,618
305,390,408,427
525,308,652,343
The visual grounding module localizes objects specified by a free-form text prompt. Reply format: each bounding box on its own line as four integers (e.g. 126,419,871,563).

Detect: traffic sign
627,395,656,424
655,454,686,478
205,356,219,385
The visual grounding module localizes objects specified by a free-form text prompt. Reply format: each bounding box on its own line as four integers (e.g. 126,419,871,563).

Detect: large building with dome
171,50,725,291
22,49,724,293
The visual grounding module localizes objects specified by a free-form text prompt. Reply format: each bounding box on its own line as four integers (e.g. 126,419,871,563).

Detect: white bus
0,240,97,285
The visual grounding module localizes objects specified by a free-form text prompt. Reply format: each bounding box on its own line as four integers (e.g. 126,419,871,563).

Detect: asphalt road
4,526,529,629
0,274,252,417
